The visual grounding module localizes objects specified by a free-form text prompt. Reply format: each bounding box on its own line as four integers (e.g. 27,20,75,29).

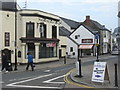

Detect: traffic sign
95,33,99,39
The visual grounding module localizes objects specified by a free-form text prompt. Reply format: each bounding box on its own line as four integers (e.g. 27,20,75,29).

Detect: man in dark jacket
26,53,34,71
1,53,8,72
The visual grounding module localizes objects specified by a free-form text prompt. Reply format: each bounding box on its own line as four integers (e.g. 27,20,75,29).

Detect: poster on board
91,62,110,83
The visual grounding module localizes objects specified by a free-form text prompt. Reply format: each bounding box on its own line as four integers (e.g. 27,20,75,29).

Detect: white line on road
7,73,53,86
43,75,65,84
7,84,62,89
6,73,63,89
44,70,51,72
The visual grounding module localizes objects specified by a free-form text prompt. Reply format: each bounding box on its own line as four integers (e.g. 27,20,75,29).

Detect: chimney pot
86,16,90,20
85,16,90,25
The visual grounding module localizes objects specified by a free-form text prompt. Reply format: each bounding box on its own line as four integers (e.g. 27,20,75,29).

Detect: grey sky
17,0,119,32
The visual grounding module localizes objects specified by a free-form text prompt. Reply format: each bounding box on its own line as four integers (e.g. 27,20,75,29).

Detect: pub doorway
2,49,11,64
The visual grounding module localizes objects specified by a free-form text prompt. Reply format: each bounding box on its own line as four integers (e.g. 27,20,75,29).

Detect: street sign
91,62,110,83
95,33,99,39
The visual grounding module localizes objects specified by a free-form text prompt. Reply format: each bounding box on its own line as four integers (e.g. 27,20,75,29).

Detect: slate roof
59,26,71,36
60,17,80,29
83,19,110,32
82,23,98,35
0,0,17,11
59,26,79,45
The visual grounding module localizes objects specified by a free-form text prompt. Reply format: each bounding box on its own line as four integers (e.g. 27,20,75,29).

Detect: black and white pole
77,48,82,77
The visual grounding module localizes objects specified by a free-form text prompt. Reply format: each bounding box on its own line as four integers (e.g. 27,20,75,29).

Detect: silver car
111,49,119,55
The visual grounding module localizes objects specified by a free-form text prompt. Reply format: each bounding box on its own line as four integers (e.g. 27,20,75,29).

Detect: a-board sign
91,62,110,83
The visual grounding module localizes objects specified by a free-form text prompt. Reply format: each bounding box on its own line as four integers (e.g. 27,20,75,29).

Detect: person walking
1,53,8,72
26,53,34,71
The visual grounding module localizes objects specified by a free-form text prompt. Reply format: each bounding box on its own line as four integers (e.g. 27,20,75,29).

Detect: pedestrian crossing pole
77,48,82,77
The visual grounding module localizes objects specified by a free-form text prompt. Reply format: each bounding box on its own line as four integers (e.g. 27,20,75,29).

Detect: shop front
20,38,59,63
79,39,96,57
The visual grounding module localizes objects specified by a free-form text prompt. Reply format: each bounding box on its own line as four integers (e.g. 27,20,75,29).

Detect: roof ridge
60,17,80,23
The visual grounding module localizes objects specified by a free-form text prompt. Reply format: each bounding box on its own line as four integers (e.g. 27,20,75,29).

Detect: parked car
111,49,119,55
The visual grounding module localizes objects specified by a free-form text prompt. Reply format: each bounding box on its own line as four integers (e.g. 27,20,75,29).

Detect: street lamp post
14,0,17,70
95,33,99,62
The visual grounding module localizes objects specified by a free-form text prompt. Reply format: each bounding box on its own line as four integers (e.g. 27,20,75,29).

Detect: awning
79,45,93,49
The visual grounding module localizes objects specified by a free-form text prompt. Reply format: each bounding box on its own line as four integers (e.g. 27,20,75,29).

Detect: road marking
44,70,51,72
7,84,62,89
43,75,65,84
64,69,94,88
9,76,35,82
7,74,53,86
7,73,62,89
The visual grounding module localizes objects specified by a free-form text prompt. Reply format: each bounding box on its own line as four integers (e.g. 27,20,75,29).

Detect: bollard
114,64,118,87
78,59,82,77
64,56,66,64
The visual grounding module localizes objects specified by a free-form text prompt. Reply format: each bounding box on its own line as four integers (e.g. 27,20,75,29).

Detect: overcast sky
17,0,119,32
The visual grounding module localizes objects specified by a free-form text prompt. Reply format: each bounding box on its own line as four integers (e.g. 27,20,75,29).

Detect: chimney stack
85,16,90,25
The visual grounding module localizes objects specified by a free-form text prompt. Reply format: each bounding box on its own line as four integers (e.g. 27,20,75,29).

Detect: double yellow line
64,68,94,88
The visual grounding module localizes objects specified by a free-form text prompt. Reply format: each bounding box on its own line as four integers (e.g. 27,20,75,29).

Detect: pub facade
17,10,60,63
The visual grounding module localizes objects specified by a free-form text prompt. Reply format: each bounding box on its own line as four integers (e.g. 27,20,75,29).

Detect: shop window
52,25,57,38
39,43,57,58
26,22,34,38
27,43,35,58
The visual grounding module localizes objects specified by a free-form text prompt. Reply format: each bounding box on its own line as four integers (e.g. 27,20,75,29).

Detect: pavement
0,54,119,89
0,57,76,73
70,54,119,89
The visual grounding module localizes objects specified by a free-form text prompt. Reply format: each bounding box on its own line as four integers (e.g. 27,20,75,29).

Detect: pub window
40,24,47,38
70,47,73,52
39,43,57,58
52,25,57,38
26,22,34,38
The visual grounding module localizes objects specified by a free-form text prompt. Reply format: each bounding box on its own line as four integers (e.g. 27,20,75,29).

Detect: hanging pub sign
91,62,110,83
82,39,93,43
5,32,10,46
46,43,56,47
